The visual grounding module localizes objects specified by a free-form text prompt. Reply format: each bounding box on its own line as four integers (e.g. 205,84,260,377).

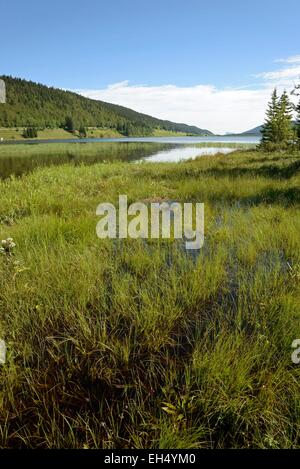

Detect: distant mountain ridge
240,125,263,135
0,76,213,137
239,121,297,136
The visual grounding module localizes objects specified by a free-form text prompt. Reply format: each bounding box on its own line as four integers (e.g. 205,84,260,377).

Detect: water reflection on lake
0,138,256,179
141,146,235,163
0,142,174,179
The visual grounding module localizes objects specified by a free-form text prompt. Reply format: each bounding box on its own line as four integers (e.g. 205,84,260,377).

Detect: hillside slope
239,121,298,136
0,76,213,137
240,125,263,136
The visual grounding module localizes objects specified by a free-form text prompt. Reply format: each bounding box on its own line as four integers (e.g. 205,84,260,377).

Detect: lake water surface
0,136,259,179
1,135,260,145
141,146,236,163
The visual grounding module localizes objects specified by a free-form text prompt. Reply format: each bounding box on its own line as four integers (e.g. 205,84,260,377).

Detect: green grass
0,127,205,141
0,140,255,159
0,127,77,141
0,128,25,140
86,128,124,139
0,127,243,141
0,142,176,179
152,128,201,137
35,128,77,139
0,141,255,180
0,149,300,448
0,127,123,141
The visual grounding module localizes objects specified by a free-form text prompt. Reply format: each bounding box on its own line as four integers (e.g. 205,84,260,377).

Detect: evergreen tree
65,116,75,132
261,89,294,149
293,84,300,140
296,100,300,140
23,127,38,138
277,90,293,143
261,88,280,145
79,125,87,138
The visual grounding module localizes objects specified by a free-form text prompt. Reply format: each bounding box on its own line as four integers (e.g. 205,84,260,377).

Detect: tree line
260,83,300,150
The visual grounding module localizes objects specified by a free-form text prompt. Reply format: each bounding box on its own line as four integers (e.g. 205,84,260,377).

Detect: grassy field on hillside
0,127,207,141
0,128,25,140
152,129,199,137
0,127,123,141
0,149,300,448
34,128,77,140
86,128,124,139
0,128,77,141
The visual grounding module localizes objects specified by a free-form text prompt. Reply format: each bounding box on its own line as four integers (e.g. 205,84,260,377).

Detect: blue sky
1,0,300,132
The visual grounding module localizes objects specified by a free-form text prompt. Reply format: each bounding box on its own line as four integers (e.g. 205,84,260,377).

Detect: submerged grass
0,149,300,448
0,141,255,180
0,142,176,179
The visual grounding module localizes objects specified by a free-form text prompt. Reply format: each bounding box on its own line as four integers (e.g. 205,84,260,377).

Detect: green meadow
0,127,204,142
0,147,300,448
0,128,77,141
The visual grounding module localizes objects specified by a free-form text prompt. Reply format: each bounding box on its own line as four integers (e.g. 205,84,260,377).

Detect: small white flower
0,238,16,255
0,340,6,365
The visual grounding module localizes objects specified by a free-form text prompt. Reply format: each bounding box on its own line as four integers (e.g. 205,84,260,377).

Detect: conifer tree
23,126,38,138
296,100,300,140
294,84,300,140
261,88,280,145
79,125,87,138
261,88,294,149
65,116,75,132
277,90,293,143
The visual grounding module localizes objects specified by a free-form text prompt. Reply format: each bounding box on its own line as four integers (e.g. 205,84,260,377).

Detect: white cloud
275,55,300,64
77,83,273,134
75,55,300,134
256,55,300,87
256,65,300,82
107,80,130,90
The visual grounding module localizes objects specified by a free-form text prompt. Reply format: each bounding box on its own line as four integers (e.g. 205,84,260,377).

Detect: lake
0,135,260,145
0,136,259,179
141,146,236,163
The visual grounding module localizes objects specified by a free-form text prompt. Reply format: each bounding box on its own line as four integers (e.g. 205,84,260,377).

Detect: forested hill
0,76,213,136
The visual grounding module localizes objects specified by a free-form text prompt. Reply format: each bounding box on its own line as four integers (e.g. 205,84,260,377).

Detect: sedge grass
0,149,299,448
